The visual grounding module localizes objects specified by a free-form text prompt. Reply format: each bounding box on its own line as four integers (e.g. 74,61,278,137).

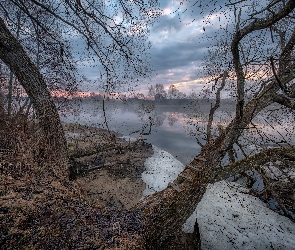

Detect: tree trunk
0,87,4,116
137,90,276,248
0,18,67,158
136,66,295,247
0,2,294,248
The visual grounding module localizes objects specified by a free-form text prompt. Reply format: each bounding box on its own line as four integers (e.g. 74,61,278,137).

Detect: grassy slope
0,117,149,249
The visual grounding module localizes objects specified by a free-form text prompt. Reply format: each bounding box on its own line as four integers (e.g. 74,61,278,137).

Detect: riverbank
0,121,154,249
63,122,154,210
2,119,294,249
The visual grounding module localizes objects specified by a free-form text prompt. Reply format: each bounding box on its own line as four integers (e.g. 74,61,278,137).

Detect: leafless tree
0,4,78,118
0,0,161,157
135,1,295,248
0,0,295,249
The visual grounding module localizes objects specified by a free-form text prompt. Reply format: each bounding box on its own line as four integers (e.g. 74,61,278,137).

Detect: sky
73,0,229,96
2,1,282,98
142,0,218,95
64,0,286,99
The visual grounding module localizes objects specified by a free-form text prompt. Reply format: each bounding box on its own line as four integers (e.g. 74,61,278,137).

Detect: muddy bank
63,123,199,249
1,120,198,249
63,123,154,210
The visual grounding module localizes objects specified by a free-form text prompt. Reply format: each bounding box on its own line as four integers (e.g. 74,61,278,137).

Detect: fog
60,98,295,164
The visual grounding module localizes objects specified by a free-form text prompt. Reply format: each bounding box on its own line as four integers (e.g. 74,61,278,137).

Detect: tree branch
279,27,295,68
257,166,292,218
270,56,289,93
248,0,282,18
231,0,295,120
236,141,248,158
212,146,295,182
273,93,295,109
0,17,68,158
269,27,295,97
236,1,295,41
206,71,228,142
226,0,247,6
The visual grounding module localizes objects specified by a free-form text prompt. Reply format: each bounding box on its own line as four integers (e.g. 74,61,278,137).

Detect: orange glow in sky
51,90,100,98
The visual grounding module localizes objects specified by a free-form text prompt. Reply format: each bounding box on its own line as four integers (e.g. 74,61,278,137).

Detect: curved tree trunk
0,18,67,158
136,71,294,247
1,2,294,248
136,3,295,246
136,96,275,248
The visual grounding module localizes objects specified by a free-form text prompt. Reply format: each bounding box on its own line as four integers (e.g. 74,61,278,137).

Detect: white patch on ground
262,162,295,182
261,162,286,181
184,181,295,249
64,131,81,138
142,145,185,196
139,142,295,248
119,135,137,143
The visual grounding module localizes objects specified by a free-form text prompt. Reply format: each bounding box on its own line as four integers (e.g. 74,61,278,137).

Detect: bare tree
134,1,295,248
168,84,187,99
1,0,295,249
155,83,167,98
0,4,78,117
148,84,156,97
0,0,160,156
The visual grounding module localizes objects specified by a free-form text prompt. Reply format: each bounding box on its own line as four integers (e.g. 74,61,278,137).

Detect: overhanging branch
206,71,228,142
231,0,295,120
212,146,295,182
270,56,290,93
273,93,295,109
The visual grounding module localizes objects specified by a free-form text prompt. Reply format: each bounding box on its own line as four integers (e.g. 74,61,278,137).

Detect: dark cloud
76,0,231,94
150,40,206,72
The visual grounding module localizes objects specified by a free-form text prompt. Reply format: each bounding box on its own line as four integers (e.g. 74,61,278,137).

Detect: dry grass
109,234,146,250
0,113,148,249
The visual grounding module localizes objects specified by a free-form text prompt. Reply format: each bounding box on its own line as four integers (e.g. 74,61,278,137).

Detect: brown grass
0,113,148,249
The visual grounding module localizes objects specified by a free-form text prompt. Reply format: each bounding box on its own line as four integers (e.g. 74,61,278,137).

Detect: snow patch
137,141,295,249
263,164,284,180
142,145,185,196
119,135,137,143
192,181,295,249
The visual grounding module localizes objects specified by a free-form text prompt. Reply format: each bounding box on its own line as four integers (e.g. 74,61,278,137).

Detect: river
59,97,295,165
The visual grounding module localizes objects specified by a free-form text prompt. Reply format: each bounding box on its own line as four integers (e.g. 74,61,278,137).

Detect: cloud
76,0,230,94
140,0,228,94
149,36,208,72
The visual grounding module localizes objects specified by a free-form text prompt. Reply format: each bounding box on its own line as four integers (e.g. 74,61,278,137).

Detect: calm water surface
60,100,210,164
60,99,295,164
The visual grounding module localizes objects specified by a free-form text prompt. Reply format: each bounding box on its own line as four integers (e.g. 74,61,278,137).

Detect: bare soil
0,119,197,249
63,122,154,210
63,123,200,249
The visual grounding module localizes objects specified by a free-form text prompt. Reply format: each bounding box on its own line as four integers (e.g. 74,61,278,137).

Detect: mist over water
60,99,202,164
60,98,295,164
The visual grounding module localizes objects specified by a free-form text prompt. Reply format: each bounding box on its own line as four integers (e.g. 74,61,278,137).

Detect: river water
60,98,295,165
60,99,208,164
59,98,295,234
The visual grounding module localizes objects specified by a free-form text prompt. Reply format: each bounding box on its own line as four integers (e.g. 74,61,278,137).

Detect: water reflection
60,99,295,164
167,113,177,126
60,99,205,164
